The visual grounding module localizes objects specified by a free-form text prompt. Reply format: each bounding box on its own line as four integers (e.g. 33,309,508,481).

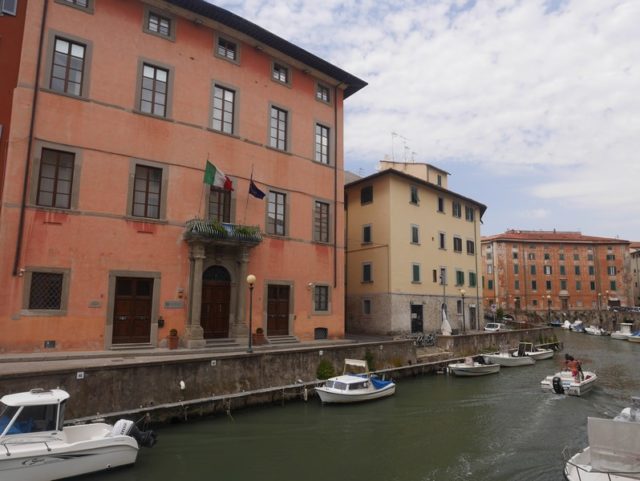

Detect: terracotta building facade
345,163,486,336
0,0,365,353
481,230,631,319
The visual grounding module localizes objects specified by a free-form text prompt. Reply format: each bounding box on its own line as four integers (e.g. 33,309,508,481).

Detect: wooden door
267,285,289,335
113,277,153,344
201,281,230,338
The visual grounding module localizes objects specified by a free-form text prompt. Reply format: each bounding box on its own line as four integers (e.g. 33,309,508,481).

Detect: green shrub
316,359,335,380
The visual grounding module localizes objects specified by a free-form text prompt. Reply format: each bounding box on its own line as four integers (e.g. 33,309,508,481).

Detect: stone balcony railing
184,218,262,246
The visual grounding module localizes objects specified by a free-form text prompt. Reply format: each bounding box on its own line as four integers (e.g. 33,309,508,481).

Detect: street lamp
246,274,256,353
597,293,602,324
460,289,466,333
546,294,551,324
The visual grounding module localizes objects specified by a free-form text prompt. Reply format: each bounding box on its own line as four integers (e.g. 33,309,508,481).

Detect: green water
84,330,640,481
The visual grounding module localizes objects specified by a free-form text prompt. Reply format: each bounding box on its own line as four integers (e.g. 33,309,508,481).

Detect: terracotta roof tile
481,230,629,245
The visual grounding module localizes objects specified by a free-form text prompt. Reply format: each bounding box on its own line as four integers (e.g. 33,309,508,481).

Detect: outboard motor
552,376,564,394
112,419,157,448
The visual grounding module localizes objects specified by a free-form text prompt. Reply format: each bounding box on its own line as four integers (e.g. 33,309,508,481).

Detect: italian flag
204,161,233,191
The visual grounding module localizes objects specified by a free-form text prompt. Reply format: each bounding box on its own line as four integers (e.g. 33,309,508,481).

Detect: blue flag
249,179,265,199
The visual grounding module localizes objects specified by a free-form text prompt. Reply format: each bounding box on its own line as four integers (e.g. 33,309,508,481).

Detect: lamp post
440,271,446,326
460,289,466,333
546,294,551,324
246,274,256,353
597,293,602,324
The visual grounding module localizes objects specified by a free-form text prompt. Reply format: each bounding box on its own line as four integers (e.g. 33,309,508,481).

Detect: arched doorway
201,266,231,339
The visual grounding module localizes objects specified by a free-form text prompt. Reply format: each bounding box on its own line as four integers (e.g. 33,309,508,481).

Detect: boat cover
370,378,393,389
588,417,640,472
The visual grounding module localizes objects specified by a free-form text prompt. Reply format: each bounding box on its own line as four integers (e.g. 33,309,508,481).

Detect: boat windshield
332,382,348,391
348,382,368,390
0,403,58,434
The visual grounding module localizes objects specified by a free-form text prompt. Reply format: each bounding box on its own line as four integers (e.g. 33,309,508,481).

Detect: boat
562,320,572,330
448,356,500,377
540,369,597,396
0,388,156,481
564,397,640,480
611,322,634,340
315,359,396,403
548,319,563,327
628,333,640,343
482,348,535,367
570,320,586,333
585,325,608,336
512,341,554,360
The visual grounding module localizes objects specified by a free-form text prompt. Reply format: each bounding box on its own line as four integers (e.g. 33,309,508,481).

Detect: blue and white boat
316,359,396,403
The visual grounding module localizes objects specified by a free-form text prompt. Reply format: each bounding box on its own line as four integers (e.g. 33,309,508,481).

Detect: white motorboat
611,322,634,340
540,369,597,396
315,359,396,404
564,397,640,480
483,348,535,367
585,325,608,336
562,320,572,330
628,333,640,343
448,357,500,376
512,341,555,360
570,320,586,333
0,388,156,481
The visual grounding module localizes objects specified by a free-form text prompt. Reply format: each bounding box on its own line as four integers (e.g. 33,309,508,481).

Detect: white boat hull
565,447,640,481
541,370,597,396
448,362,500,376
526,349,554,360
611,332,632,340
483,353,535,367
316,383,396,403
628,336,640,343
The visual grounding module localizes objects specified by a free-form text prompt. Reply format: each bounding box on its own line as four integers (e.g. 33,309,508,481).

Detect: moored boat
315,359,396,404
483,349,535,367
585,325,608,336
611,322,634,340
448,357,500,377
628,333,640,343
564,397,640,480
540,370,597,396
0,388,156,481
512,341,554,360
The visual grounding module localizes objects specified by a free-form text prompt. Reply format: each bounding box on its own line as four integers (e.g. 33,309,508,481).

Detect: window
412,264,421,283
452,201,461,218
360,185,373,204
487,264,493,274
314,285,329,312
456,270,464,286
140,64,168,117
514,280,520,290
439,232,446,249
437,197,444,213
559,253,565,260
56,0,92,11
528,253,535,260
469,272,477,287
574,254,580,261
544,265,552,275
559,265,566,275
316,83,330,103
216,36,237,61
457,300,463,315
314,201,330,243
269,106,288,150
145,11,173,39
453,237,462,252
212,84,235,134
28,272,63,310
267,191,287,236
514,264,519,274
272,62,289,84
576,281,582,291
532,280,537,290
588,254,594,261
36,148,74,209
410,186,419,204
208,186,230,223
546,280,552,290
433,269,437,283
437,174,442,186
512,252,518,259
486,252,492,260
610,280,617,290
362,263,372,283
544,253,550,260
532,299,538,307
590,281,596,291
465,206,475,222
411,225,419,244
487,279,494,290
588,266,595,275
439,267,447,285
362,299,371,315
132,165,162,218
466,240,475,255
1,0,17,15
560,279,567,290
50,37,86,96
315,124,330,164
606,254,616,261
362,225,371,244
530,265,536,275
608,266,617,276
574,266,581,275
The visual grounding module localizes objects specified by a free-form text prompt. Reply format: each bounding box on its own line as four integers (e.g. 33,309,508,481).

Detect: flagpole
198,153,209,219
243,164,254,224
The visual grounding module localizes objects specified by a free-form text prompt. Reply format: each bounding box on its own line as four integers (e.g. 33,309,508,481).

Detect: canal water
84,330,640,481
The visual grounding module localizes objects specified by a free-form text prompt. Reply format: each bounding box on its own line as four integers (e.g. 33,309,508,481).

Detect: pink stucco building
0,0,365,352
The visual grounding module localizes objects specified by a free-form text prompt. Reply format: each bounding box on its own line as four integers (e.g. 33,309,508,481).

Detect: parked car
484,322,507,332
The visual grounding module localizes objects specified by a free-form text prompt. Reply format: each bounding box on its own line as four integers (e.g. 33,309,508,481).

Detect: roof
1,388,69,407
482,230,630,245
344,168,487,217
165,0,367,98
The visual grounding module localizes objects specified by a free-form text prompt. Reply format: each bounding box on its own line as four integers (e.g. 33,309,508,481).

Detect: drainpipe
333,83,343,288
473,212,480,328
13,0,48,276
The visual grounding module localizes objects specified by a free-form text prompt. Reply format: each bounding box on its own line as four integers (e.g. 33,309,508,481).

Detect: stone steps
267,335,300,345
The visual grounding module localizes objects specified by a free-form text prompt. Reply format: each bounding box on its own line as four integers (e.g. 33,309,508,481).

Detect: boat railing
1,439,53,456
563,448,640,481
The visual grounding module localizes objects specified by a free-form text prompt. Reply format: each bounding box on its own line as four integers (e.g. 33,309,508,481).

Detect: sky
212,0,640,241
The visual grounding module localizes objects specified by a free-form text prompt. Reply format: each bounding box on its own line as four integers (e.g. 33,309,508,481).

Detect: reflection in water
83,330,640,481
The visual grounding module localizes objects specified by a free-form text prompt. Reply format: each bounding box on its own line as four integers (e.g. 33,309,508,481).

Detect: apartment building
631,242,640,307
345,161,486,336
482,230,631,317
0,0,366,352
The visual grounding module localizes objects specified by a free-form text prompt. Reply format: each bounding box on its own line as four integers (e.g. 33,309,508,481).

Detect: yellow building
345,162,486,336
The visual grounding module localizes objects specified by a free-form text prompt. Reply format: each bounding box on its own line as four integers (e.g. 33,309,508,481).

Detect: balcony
184,219,262,246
